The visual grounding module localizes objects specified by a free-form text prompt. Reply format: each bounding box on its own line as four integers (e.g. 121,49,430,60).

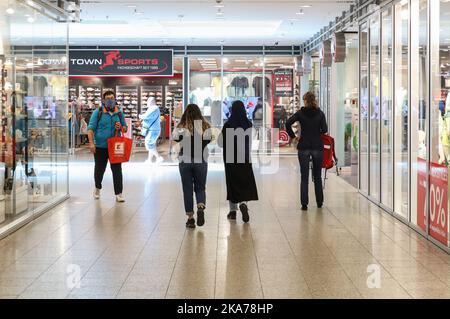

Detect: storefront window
410,0,428,232
330,34,359,188
394,0,409,219
0,1,69,234
381,8,393,209
360,23,369,194
264,56,298,154
189,56,222,126
369,15,380,200
429,0,450,246
69,56,183,160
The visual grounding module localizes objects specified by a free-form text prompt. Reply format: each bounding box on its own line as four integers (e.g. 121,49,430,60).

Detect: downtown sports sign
69,49,173,77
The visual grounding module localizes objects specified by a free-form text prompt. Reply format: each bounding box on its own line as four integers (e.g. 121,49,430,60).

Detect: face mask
105,98,116,111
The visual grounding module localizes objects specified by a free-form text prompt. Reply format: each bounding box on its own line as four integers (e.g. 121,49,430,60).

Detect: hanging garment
230,76,249,96
252,76,271,99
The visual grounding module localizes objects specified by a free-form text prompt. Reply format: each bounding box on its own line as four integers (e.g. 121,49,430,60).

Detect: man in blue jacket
88,90,128,202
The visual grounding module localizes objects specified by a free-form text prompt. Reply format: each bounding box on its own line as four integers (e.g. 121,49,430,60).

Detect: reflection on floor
0,155,449,299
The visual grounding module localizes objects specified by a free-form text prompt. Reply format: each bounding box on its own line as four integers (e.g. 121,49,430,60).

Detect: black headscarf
226,100,252,130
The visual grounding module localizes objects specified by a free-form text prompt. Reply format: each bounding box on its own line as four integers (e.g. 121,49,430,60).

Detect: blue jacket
88,105,127,148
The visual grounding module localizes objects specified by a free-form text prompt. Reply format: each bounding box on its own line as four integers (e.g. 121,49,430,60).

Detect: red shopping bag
107,131,133,164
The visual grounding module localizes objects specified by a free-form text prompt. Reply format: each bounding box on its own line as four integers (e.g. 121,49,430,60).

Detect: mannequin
140,97,163,164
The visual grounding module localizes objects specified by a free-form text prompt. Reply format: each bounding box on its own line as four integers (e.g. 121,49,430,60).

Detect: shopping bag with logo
107,130,133,164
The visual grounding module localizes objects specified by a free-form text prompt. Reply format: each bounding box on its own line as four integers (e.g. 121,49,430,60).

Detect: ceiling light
127,5,137,8
27,17,35,23
6,8,14,15
214,0,224,8
300,5,311,8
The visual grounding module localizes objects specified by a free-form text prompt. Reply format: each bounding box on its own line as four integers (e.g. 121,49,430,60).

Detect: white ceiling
66,0,354,46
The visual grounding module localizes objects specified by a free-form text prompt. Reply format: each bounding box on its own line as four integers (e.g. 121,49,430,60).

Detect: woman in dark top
286,92,328,211
173,104,212,228
218,100,258,223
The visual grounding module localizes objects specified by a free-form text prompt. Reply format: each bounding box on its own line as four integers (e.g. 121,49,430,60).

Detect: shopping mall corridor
0,155,450,299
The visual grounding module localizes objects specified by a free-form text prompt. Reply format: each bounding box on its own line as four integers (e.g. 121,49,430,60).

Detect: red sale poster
417,157,427,232
429,162,448,246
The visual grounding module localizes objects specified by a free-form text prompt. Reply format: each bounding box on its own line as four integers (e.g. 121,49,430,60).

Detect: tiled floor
0,154,450,299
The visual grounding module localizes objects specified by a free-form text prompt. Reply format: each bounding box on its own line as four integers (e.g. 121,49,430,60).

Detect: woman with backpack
218,100,258,223
286,92,328,211
173,104,212,228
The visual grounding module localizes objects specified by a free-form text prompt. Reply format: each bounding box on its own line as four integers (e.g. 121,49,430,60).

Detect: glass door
369,14,381,201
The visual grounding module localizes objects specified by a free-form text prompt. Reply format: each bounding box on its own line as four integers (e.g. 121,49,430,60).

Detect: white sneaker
93,188,100,199
116,194,125,202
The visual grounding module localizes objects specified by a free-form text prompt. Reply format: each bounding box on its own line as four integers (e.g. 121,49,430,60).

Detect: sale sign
429,162,448,246
417,157,427,232
274,69,293,97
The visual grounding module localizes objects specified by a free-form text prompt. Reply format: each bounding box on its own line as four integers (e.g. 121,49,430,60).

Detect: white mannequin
140,97,163,164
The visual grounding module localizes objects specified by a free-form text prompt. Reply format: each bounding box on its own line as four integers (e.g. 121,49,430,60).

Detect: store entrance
69,57,184,163
330,33,359,188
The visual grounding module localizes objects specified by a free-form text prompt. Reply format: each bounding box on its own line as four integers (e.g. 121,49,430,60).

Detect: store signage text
69,49,173,77
42,59,66,65
70,59,102,65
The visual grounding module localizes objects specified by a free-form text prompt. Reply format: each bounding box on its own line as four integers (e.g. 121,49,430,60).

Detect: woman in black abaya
218,100,258,223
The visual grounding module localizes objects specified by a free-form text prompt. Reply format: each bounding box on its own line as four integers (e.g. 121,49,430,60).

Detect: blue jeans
298,150,324,206
179,162,208,214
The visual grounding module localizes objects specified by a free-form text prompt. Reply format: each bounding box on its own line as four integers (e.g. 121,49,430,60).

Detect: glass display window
0,0,69,235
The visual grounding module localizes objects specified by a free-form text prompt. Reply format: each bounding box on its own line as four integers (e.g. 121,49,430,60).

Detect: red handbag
107,130,133,164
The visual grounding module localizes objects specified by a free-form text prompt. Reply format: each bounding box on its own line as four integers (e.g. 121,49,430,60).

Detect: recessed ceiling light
300,5,311,8
6,8,15,15
126,5,137,8
27,17,35,23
